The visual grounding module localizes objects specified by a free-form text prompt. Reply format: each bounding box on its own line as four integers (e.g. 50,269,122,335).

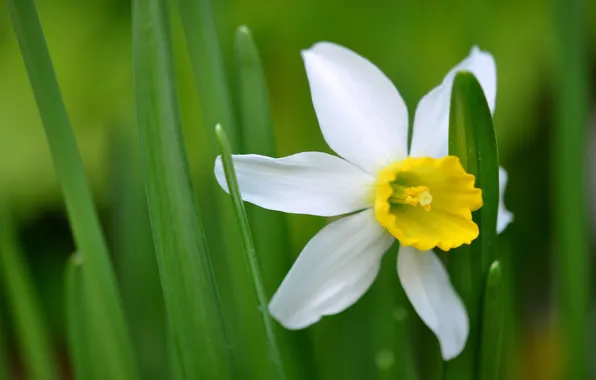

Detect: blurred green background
0,0,595,379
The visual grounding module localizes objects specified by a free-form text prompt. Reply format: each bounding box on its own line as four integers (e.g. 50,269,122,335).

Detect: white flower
214,42,513,360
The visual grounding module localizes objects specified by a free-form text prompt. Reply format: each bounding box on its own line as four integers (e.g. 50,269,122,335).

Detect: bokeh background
0,0,595,379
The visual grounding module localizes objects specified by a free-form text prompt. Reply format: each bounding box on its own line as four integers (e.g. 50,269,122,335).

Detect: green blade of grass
132,0,232,378
235,26,291,294
234,26,289,288
234,25,314,379
109,129,167,380
216,124,286,380
6,1,139,379
0,209,58,380
479,261,503,380
235,26,274,157
65,253,97,380
554,0,589,377
177,0,239,149
445,72,500,380
175,2,276,377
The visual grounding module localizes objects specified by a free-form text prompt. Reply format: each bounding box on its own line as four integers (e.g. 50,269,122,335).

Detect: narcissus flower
215,42,513,360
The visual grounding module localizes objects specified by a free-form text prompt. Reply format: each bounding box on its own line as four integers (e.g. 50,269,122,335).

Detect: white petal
410,46,497,158
497,167,514,234
269,209,394,329
397,246,469,360
214,152,375,217
302,42,409,174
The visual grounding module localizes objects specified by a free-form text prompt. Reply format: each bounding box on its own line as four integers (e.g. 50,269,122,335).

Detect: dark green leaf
445,71,499,380
479,261,503,380
554,0,590,377
0,209,59,380
65,253,97,380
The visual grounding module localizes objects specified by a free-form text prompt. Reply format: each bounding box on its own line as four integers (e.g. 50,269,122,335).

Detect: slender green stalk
109,129,167,380
177,0,240,149
234,25,314,379
446,72,499,380
0,210,58,380
65,253,97,380
6,1,139,379
132,0,232,378
554,0,589,378
216,124,286,380
479,261,503,380
234,25,290,291
176,1,274,377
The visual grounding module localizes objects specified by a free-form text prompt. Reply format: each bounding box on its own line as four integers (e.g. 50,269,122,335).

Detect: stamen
390,184,433,211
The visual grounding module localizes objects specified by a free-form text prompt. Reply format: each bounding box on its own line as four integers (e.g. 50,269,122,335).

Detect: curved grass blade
479,261,503,380
6,2,139,379
445,72,499,380
234,25,316,379
0,209,58,380
65,253,97,380
132,0,232,377
177,0,239,149
175,1,276,377
234,26,291,289
109,129,167,380
554,0,589,377
216,124,286,380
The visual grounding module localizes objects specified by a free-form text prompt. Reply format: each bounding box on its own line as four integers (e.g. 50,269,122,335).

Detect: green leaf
132,0,233,378
175,2,276,377
0,209,59,380
65,253,97,380
234,25,313,379
177,0,240,150
6,1,139,379
479,261,503,380
109,129,167,380
445,71,499,380
216,124,286,380
554,0,589,378
235,26,275,156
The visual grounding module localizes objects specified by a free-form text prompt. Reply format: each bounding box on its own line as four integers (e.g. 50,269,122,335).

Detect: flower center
390,184,433,211
374,156,483,251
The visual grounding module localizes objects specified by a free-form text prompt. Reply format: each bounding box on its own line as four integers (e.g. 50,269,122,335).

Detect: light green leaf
216,124,286,380
6,1,139,379
234,25,313,379
132,0,232,378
